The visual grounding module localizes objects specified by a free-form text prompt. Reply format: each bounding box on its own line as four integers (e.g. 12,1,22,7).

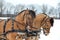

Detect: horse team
0,9,54,40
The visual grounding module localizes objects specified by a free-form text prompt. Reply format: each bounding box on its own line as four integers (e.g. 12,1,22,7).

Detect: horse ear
50,17,54,27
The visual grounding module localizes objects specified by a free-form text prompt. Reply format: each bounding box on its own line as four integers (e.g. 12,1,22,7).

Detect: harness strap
27,14,49,36
41,16,49,27
1,29,26,36
13,20,26,26
30,15,47,29
4,19,26,35
41,16,47,24
12,19,14,30
3,20,7,36
2,18,39,37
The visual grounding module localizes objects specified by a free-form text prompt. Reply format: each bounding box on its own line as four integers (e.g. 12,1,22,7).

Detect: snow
0,17,10,19
39,19,60,40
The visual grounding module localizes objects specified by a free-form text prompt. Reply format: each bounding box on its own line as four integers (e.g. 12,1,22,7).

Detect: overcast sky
4,0,60,8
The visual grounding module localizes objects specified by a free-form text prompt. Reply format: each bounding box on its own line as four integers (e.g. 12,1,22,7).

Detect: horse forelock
50,18,54,26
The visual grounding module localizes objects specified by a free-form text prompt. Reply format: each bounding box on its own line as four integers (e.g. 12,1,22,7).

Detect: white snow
0,17,10,19
39,19,60,40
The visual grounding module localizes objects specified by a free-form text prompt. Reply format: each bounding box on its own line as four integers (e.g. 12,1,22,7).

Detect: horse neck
15,12,25,23
15,12,26,30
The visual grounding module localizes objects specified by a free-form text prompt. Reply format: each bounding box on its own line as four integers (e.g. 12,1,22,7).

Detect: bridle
30,15,50,32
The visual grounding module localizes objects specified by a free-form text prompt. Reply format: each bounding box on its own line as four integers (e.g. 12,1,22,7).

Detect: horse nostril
45,34,48,36
45,33,49,36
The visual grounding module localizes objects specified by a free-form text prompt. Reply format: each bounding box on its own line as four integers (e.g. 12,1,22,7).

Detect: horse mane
16,10,36,19
17,10,26,16
29,10,36,18
42,13,48,16
50,18,54,26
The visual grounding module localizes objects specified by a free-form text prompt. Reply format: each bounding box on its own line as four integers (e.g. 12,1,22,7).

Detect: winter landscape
0,0,60,40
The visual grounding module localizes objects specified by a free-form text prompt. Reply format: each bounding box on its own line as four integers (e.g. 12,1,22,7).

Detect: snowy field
39,19,60,40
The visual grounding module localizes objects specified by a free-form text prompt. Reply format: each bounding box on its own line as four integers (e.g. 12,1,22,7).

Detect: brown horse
42,17,54,36
5,18,26,40
25,13,54,40
31,13,54,36
5,9,36,40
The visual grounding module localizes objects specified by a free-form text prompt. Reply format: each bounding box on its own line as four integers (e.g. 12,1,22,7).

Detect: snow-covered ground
39,19,60,40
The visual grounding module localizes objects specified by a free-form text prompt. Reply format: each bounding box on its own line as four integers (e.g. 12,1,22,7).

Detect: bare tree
48,7,54,15
41,4,48,14
1,2,15,17
30,5,35,11
14,4,24,15
0,0,4,16
57,3,60,18
28,5,37,12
